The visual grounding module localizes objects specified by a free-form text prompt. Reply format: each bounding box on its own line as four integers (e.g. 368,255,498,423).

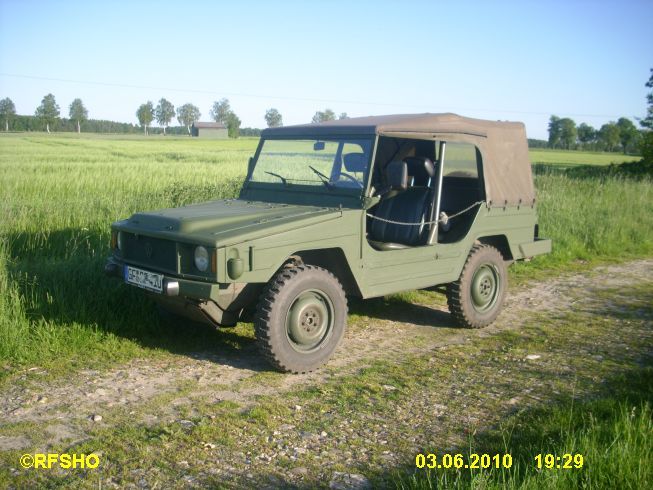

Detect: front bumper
104,257,254,326
105,258,182,297
105,257,222,300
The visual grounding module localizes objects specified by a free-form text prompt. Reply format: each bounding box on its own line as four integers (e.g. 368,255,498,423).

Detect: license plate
124,265,163,293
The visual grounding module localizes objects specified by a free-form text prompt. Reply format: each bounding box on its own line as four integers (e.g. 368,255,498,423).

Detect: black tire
255,264,347,373
446,244,508,328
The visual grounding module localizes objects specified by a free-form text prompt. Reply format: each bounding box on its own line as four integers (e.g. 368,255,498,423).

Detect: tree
616,117,639,154
0,97,16,131
136,101,154,135
641,130,653,164
598,122,620,152
155,98,175,135
210,98,231,124
577,123,596,146
264,108,282,127
34,93,60,133
641,68,653,129
176,103,201,135
559,118,577,149
312,108,336,123
209,98,241,137
68,98,88,133
338,112,349,120
225,111,241,138
640,68,653,163
547,115,561,148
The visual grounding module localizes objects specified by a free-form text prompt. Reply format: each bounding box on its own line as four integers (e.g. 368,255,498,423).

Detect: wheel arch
476,235,514,261
282,248,363,298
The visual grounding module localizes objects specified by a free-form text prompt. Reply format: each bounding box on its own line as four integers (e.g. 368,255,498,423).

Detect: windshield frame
241,134,376,207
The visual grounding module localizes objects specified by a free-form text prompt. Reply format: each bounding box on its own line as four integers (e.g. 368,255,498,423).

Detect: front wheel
446,244,507,328
255,265,347,373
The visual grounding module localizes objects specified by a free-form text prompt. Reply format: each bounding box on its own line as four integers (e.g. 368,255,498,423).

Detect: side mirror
314,141,325,151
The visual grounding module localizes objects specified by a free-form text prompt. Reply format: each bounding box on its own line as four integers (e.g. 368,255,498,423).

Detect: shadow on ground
6,228,266,372
349,296,459,328
7,229,459,374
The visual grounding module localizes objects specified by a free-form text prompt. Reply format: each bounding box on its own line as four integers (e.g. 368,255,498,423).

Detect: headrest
343,153,366,172
404,156,435,186
385,160,408,191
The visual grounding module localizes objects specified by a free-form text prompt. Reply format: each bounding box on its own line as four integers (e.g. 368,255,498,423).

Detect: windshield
250,137,373,191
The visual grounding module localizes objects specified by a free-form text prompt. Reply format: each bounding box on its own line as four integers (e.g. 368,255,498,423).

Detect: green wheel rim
285,289,334,353
471,264,500,312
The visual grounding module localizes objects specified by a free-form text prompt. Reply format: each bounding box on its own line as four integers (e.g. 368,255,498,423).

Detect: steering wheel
338,171,363,188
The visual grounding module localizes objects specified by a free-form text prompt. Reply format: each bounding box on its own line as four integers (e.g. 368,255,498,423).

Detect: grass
0,133,652,381
391,283,653,489
396,368,653,490
511,171,653,277
2,280,650,488
0,134,253,380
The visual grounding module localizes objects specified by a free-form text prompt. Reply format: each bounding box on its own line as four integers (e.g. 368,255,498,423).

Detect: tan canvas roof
262,113,535,207
262,113,522,136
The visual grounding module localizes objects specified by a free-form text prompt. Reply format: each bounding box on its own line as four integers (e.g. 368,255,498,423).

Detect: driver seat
368,157,436,250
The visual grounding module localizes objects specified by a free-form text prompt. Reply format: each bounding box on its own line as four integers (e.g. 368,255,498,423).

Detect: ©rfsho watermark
20,453,100,470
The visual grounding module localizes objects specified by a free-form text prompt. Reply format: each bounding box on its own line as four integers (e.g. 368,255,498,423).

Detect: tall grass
528,172,653,267
0,135,251,378
0,134,652,378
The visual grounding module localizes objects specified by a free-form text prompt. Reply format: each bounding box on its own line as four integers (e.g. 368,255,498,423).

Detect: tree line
0,92,354,137
3,73,651,153
546,68,653,161
0,94,91,134
133,98,286,137
0,94,271,136
546,115,642,154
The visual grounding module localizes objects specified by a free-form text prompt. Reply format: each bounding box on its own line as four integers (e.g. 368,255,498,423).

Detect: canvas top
261,113,523,137
262,113,535,207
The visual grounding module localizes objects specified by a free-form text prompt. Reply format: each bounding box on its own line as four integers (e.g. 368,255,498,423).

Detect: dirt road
1,259,652,488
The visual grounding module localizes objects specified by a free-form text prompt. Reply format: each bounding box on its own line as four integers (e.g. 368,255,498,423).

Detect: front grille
122,233,177,273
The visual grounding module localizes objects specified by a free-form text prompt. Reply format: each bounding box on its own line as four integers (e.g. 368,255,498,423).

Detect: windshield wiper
264,171,288,185
308,166,334,190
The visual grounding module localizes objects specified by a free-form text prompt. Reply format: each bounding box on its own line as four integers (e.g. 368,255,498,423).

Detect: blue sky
1,0,651,139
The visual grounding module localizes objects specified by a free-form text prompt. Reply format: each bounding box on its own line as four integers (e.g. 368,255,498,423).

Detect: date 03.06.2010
415,453,584,470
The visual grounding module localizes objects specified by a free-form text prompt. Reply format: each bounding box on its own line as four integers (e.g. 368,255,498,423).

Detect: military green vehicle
106,113,551,373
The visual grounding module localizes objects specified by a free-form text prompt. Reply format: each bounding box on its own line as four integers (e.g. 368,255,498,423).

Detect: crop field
528,148,639,167
1,133,652,488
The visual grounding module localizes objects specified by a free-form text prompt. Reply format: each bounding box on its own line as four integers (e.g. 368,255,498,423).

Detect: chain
365,201,485,226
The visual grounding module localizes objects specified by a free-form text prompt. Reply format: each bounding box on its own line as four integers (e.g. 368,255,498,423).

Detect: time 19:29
535,453,584,469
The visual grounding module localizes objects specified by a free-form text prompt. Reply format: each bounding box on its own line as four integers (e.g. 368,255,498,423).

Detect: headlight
194,246,209,272
117,231,124,251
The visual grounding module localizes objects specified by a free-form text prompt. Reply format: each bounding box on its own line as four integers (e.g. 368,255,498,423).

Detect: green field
528,148,639,167
1,133,652,374
1,133,652,488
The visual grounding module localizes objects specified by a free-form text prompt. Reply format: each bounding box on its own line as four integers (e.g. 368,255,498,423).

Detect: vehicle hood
116,199,343,245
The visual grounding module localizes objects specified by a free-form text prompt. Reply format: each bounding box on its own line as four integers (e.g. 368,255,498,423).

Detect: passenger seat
368,157,435,250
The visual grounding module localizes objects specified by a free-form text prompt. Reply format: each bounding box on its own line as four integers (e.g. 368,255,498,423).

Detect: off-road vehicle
106,113,551,373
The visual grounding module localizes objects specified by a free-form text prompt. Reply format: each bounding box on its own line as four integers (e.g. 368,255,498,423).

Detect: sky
0,0,651,139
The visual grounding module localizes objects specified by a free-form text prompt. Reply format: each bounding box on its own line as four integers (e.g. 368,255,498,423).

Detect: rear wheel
255,265,347,373
446,244,507,328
